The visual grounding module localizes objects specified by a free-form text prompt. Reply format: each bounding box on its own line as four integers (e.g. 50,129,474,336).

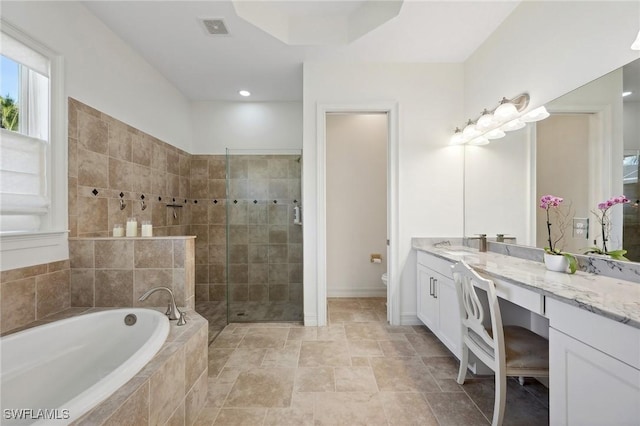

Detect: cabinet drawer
547,298,640,370
493,277,544,315
417,251,454,277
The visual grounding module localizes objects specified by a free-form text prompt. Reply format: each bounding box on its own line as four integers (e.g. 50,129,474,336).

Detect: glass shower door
226,149,303,322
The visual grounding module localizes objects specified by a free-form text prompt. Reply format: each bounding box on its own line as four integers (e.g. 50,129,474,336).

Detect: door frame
316,102,400,325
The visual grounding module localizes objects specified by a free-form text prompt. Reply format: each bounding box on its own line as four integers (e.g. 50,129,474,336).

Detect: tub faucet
138,286,186,325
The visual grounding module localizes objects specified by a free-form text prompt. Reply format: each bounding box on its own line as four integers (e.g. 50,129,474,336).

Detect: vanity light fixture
494,98,520,121
450,127,466,145
449,93,549,146
476,109,495,130
462,119,481,139
520,106,550,122
500,118,526,132
632,29,640,50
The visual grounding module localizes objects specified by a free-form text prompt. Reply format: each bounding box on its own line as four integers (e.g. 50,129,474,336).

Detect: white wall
1,1,193,152
464,1,640,118
303,62,465,325
326,113,387,297
190,101,302,154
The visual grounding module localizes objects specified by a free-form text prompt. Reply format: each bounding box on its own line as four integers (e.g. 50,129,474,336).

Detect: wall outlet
572,218,589,239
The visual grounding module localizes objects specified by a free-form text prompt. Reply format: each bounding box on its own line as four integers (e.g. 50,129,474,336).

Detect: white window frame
0,19,67,271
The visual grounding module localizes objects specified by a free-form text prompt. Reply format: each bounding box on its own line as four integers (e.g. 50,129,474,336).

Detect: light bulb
500,118,526,132
632,29,640,50
462,121,480,139
494,100,519,121
449,129,466,145
239,90,251,97
521,106,550,122
476,110,495,130
485,128,506,140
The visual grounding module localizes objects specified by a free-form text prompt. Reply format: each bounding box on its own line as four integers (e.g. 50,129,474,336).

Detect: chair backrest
451,261,505,371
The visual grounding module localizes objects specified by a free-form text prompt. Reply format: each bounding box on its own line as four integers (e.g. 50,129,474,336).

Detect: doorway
325,113,388,319
315,102,399,326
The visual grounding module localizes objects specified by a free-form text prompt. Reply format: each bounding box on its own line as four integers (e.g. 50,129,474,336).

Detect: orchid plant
539,195,577,273
584,196,629,261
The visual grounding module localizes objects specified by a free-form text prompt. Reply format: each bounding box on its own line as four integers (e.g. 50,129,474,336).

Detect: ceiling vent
201,19,229,36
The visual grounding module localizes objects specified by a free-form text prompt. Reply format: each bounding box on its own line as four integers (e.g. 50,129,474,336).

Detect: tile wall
0,260,70,334
68,98,192,238
225,155,303,304
69,237,195,309
1,99,304,333
188,156,228,302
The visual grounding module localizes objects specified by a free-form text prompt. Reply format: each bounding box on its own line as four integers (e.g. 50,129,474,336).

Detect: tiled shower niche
226,153,303,322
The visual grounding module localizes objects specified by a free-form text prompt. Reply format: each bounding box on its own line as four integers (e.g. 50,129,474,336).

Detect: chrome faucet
496,234,517,243
138,286,186,325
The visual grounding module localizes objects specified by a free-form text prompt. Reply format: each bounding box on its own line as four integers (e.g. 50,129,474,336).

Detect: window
0,19,67,270
1,31,50,232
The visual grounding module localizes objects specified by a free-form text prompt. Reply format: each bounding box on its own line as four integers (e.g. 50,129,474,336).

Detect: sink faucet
138,286,186,325
467,234,487,252
496,234,516,243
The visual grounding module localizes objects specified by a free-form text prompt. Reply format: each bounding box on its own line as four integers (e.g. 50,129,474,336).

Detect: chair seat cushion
504,325,549,371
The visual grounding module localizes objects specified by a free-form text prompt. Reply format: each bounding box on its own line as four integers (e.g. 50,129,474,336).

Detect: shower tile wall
189,155,228,302
226,155,303,306
68,98,192,238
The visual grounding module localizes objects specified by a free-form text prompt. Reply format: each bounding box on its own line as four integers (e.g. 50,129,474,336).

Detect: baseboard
327,287,386,298
304,314,318,326
400,313,421,326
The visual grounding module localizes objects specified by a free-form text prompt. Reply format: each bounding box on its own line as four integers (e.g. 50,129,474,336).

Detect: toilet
381,272,388,287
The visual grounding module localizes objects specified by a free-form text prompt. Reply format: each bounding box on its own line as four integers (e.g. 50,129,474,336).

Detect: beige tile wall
1,100,304,326
0,260,71,334
68,98,192,238
69,237,195,309
189,155,227,302
225,155,303,304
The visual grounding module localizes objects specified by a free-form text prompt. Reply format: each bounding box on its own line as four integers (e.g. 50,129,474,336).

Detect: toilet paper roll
372,258,382,264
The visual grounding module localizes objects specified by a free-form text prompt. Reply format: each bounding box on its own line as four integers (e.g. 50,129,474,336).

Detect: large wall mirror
464,57,640,261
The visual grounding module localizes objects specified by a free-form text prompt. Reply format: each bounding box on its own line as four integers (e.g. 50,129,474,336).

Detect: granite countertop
412,239,640,329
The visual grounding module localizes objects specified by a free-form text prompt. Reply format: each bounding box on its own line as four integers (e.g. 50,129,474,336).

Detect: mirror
464,57,640,261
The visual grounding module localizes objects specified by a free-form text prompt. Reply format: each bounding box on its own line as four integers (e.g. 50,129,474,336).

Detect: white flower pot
544,253,569,273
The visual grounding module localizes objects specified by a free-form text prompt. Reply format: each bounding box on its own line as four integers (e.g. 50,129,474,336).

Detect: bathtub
0,308,170,425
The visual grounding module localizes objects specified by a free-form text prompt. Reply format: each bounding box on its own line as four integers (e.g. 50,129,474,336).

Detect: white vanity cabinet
547,298,640,425
416,251,461,358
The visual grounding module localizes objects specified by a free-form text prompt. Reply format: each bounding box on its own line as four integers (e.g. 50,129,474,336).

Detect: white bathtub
0,308,170,425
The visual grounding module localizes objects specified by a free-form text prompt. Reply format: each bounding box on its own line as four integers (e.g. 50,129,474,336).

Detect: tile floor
193,298,549,425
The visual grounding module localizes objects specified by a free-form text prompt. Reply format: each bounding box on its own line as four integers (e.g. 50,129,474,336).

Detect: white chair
452,261,549,426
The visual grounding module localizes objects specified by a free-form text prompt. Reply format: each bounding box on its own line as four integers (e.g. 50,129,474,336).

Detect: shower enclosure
225,149,303,322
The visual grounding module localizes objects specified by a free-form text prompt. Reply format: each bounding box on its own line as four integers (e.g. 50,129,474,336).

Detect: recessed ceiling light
623,91,632,97
239,90,251,97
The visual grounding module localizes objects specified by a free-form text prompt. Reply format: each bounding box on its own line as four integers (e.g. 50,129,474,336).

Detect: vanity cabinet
416,251,461,358
547,298,640,425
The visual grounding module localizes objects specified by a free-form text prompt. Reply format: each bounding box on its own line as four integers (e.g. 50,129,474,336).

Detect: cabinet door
550,328,640,426
434,274,461,358
417,264,438,332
